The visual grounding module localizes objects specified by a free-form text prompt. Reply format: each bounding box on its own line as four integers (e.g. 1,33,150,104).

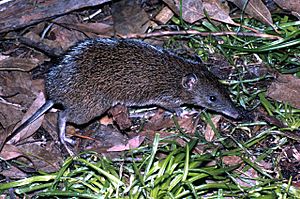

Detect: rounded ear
182,73,198,90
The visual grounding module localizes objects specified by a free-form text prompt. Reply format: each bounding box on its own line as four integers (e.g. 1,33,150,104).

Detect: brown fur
46,38,240,124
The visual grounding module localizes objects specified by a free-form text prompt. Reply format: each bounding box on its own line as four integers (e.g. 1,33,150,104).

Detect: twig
18,36,64,57
0,68,27,72
122,30,282,40
0,97,23,110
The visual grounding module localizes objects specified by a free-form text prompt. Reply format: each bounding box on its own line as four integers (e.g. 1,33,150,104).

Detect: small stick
122,30,282,40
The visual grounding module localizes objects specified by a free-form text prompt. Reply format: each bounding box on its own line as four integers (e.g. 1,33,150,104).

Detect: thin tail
5,100,55,144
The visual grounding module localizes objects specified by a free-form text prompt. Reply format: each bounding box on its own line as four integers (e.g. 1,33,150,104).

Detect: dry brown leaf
1,142,63,172
257,160,273,170
18,142,63,172
274,0,300,15
21,31,64,57
99,115,113,126
0,163,28,179
81,124,127,153
222,155,243,165
163,0,204,23
229,0,274,26
178,117,195,134
266,74,300,109
107,135,145,152
164,0,248,26
143,109,172,131
181,0,204,23
236,167,258,187
0,144,23,160
8,92,46,144
155,6,174,24
112,0,150,35
108,104,132,130
0,0,111,34
0,70,37,130
203,0,237,25
142,109,196,133
0,57,40,72
51,15,88,50
59,22,113,36
0,127,9,152
204,115,221,142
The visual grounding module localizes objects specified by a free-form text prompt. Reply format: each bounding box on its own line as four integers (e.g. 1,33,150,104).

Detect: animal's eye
209,96,217,102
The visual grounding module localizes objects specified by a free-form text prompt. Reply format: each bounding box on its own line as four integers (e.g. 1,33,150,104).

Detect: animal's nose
223,107,242,119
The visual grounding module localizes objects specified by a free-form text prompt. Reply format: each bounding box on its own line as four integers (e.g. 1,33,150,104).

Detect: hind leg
58,110,75,156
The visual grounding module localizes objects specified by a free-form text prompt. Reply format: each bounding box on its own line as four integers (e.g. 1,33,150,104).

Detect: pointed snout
222,107,242,119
